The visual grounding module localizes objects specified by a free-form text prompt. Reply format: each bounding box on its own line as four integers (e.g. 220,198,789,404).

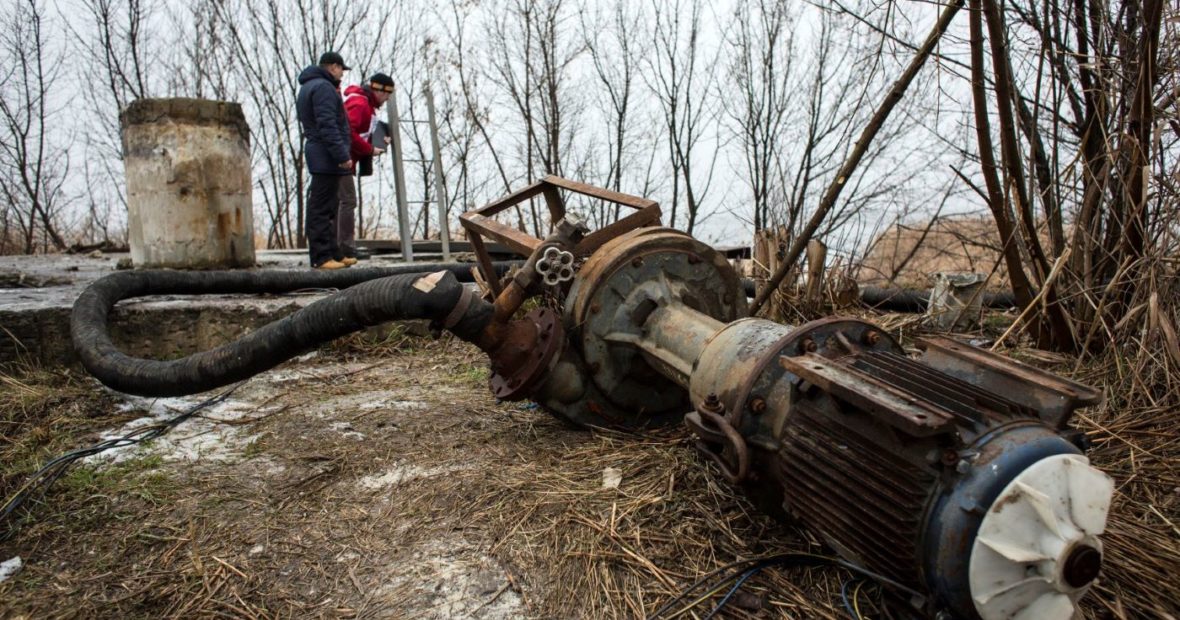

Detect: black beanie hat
318,51,350,70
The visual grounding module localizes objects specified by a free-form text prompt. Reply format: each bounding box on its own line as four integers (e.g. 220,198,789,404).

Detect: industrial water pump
73,177,1113,620
457,178,1114,620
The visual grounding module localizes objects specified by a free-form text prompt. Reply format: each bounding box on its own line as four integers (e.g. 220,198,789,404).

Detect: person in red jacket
338,72,394,264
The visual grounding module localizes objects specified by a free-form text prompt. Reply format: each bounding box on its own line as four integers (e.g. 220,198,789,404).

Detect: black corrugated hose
71,266,498,397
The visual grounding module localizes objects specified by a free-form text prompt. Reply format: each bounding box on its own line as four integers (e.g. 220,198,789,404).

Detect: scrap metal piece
926,272,987,330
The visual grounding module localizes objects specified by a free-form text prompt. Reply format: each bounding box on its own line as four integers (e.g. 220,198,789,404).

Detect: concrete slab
0,251,460,366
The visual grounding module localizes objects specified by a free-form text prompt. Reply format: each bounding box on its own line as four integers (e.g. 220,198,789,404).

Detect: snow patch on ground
329,421,366,440
357,463,471,490
376,541,522,619
84,395,268,467
0,557,22,584
305,390,430,419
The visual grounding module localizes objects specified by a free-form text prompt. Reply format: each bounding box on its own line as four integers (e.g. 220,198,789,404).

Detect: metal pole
424,81,451,261
387,84,413,262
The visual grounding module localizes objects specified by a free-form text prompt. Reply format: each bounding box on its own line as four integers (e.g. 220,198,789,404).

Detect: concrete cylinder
120,98,254,268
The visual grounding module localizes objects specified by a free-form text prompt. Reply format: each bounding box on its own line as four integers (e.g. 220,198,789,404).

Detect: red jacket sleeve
344,96,375,159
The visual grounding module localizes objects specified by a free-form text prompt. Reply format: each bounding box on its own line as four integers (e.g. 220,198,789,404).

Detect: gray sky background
21,0,985,254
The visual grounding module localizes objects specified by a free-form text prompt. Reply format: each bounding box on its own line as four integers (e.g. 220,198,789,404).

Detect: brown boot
314,259,347,270
341,257,358,266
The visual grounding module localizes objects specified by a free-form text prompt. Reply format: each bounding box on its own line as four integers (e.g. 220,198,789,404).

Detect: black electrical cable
647,552,919,620
0,382,246,541
702,563,765,620
647,555,775,619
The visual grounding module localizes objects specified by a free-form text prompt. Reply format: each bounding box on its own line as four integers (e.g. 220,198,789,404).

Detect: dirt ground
1,326,1177,619
1,334,537,618
0,331,810,619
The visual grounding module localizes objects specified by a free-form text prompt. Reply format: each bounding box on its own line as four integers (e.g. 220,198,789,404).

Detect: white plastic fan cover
969,454,1114,620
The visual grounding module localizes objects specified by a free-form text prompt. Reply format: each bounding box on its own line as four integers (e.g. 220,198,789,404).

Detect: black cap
318,51,350,70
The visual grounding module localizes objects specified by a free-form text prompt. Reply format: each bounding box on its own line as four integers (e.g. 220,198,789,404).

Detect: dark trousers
337,174,357,258
306,173,342,266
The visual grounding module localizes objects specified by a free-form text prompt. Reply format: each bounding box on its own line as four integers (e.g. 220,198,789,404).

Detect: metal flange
488,307,564,401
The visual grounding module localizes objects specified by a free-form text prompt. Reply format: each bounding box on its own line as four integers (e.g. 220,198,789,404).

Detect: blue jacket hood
298,65,339,87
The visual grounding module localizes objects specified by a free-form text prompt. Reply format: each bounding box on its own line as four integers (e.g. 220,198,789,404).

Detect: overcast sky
18,0,978,253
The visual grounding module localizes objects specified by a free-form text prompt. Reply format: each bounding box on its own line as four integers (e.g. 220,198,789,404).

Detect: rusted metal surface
717,318,902,432
487,307,563,401
567,228,691,328
559,227,745,424
688,318,795,429
458,175,661,294
780,353,958,436
917,336,1102,427
631,304,724,387
686,406,750,484
477,215,588,352
778,399,935,586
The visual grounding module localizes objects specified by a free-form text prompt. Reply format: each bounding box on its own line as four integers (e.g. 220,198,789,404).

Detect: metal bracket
686,408,751,483
459,176,662,296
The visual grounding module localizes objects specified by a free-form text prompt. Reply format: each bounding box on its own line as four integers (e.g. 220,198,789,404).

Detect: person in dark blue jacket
296,52,353,269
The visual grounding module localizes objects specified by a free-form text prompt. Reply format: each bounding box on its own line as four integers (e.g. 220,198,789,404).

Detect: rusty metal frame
459,175,661,295
916,336,1103,427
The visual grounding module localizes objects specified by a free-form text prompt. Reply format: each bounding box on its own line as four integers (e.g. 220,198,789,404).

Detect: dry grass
1067,349,1180,619
0,363,131,513
0,319,1176,618
468,426,867,620
858,216,1058,290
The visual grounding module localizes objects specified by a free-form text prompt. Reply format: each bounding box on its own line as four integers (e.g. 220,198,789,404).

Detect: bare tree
725,0,951,259
749,0,965,314
581,1,648,227
439,0,529,239
484,0,585,236
59,0,164,243
163,0,232,100
71,0,156,110
0,0,70,253
722,0,795,234
964,0,1172,351
646,0,721,234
